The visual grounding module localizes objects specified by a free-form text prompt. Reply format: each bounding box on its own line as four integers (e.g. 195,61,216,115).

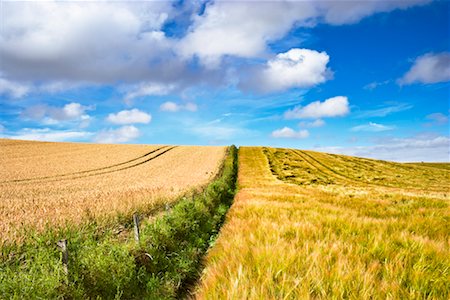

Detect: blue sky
0,0,449,161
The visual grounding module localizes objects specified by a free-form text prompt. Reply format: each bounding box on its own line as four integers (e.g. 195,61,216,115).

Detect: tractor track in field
289,150,446,192
289,150,360,186
1,146,176,184
293,150,403,188
292,150,367,185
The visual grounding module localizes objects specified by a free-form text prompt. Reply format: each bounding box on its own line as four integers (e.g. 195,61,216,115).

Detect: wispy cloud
299,119,325,128
160,101,197,112
1,128,92,142
355,103,413,118
363,80,390,90
425,113,449,126
123,83,176,105
350,122,395,132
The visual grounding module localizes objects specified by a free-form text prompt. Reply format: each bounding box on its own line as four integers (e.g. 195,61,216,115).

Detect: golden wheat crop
0,139,226,245
195,147,450,299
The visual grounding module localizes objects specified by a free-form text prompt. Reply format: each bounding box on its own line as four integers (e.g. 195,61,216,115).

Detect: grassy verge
0,145,238,299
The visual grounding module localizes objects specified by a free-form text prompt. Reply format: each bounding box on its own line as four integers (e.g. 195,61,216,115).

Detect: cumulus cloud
160,101,197,112
271,127,309,139
398,52,450,85
0,1,178,84
242,48,331,93
285,96,350,119
178,2,316,67
351,122,395,132
106,109,151,125
299,119,325,128
21,102,93,126
179,0,430,67
94,125,140,143
1,128,92,142
0,0,432,96
0,1,228,95
316,135,450,162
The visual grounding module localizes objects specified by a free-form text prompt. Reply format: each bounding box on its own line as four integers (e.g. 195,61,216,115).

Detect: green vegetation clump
0,146,238,299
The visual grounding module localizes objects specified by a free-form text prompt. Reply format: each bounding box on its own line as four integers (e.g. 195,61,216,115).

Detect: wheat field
0,139,226,245
195,147,450,299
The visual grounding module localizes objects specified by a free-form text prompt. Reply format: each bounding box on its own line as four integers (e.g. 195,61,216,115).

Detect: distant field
0,139,226,244
196,147,450,299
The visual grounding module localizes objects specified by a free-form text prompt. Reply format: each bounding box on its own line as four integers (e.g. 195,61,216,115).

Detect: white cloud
299,119,325,128
21,102,93,126
0,0,432,94
0,124,5,133
178,2,317,67
160,101,197,112
285,96,350,119
398,52,450,85
123,83,176,104
316,135,450,162
0,1,175,84
351,122,395,132
271,127,309,139
317,0,430,25
94,125,140,143
0,78,30,98
106,109,151,125
62,103,88,119
179,0,429,67
1,128,92,142
244,48,331,93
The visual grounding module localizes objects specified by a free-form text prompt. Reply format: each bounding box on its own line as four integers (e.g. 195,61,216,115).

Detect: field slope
195,147,450,299
0,139,226,245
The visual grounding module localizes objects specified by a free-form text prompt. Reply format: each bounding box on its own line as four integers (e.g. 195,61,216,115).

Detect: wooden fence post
57,239,68,279
133,213,140,243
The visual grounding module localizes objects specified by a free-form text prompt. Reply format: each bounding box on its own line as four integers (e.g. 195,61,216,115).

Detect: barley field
0,139,226,245
195,147,450,299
